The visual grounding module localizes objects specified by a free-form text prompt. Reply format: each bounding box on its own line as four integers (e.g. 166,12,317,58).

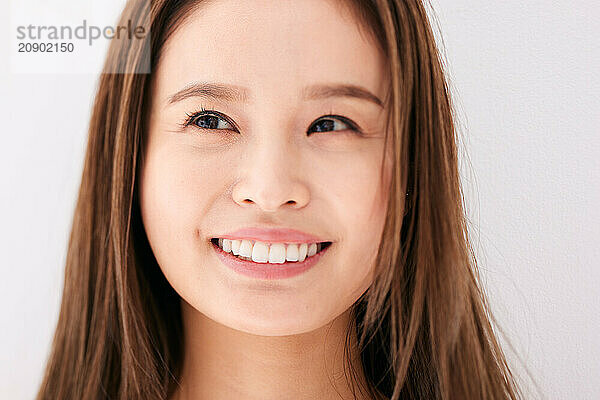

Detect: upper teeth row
216,238,320,263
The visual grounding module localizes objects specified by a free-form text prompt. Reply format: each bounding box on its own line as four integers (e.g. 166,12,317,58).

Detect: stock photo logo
10,1,151,74
16,19,148,48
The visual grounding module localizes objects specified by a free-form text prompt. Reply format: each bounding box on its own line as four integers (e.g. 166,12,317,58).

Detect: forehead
155,0,387,104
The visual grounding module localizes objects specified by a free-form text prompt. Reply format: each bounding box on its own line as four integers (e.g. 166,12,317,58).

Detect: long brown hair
36,0,524,399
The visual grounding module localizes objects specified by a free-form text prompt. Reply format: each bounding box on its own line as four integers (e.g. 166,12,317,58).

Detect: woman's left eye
307,115,357,134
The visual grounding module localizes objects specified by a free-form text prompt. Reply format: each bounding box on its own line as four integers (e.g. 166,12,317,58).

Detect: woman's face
140,0,392,335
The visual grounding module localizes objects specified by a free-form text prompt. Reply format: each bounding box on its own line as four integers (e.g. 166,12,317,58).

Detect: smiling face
139,0,393,335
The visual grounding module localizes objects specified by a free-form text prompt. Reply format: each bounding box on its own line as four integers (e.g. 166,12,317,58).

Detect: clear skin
139,0,393,399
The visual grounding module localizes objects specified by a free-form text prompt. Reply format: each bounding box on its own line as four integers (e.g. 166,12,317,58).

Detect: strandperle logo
16,19,147,46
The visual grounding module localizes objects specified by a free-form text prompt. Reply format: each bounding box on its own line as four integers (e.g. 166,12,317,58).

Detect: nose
231,133,310,213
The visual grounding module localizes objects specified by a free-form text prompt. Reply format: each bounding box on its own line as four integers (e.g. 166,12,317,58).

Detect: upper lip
212,227,331,243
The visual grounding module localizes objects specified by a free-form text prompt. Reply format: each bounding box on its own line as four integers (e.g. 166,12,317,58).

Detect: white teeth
285,244,299,261
215,239,327,263
307,243,317,257
231,239,241,255
269,243,287,263
251,241,269,263
239,240,253,257
298,243,308,262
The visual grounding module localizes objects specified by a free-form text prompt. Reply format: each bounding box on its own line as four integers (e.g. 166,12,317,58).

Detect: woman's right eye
188,110,238,132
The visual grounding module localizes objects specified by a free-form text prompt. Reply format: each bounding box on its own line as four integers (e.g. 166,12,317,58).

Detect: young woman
36,0,523,399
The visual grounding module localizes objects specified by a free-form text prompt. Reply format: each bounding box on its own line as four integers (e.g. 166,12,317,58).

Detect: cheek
320,148,389,287
139,143,226,274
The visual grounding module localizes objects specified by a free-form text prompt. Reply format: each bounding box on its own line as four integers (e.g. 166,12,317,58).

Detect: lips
213,227,331,244
210,238,331,279
210,238,332,261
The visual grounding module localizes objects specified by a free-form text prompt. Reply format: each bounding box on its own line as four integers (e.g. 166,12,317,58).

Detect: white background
1,1,598,399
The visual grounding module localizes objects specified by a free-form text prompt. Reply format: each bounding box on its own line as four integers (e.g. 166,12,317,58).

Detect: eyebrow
302,84,383,107
167,82,383,107
168,82,250,104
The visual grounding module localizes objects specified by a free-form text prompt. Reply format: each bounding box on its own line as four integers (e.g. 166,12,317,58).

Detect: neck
171,300,371,400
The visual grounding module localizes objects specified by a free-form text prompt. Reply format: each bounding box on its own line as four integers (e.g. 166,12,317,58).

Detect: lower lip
211,241,330,280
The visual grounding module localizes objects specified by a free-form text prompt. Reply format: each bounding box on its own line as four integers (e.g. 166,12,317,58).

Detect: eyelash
179,105,362,135
180,106,238,131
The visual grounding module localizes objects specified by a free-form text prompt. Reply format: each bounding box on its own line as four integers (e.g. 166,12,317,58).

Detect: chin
219,309,329,337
